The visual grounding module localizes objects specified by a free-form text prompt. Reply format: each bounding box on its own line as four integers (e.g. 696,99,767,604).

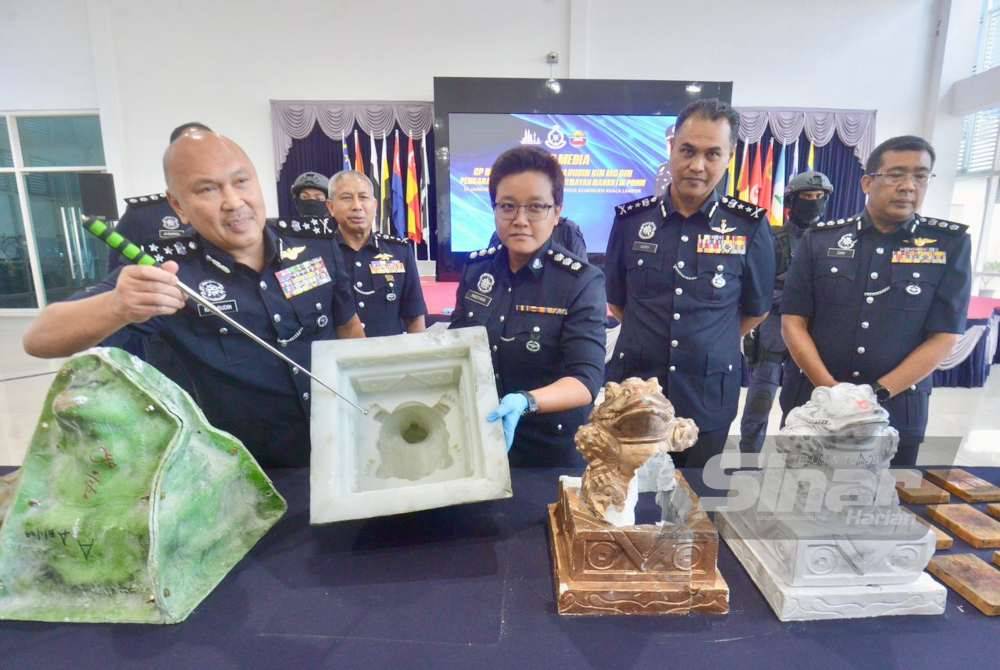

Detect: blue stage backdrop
448,113,677,254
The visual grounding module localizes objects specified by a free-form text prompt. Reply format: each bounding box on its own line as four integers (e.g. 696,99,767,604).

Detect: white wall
0,0,99,111
2,0,945,216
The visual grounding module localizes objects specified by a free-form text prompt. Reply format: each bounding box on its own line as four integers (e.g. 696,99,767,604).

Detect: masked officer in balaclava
739,170,833,452
291,171,330,219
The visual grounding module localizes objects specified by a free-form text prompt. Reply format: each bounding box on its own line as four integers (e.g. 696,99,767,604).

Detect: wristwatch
871,382,891,404
519,391,539,415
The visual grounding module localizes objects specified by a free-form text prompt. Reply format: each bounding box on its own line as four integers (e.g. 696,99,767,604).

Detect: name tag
159,229,185,239
370,259,406,274
827,248,855,258
465,290,492,307
197,300,238,317
274,257,332,299
697,234,746,255
632,241,658,254
892,248,946,264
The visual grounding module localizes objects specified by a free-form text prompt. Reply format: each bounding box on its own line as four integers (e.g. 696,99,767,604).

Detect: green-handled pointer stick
83,217,367,415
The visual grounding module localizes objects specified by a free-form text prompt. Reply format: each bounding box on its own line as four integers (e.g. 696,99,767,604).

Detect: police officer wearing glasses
450,146,607,467
605,98,776,468
780,135,972,466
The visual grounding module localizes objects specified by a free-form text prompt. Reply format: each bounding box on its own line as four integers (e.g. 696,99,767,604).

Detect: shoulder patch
917,216,968,235
272,217,336,238
718,196,766,221
544,248,584,274
124,193,167,207
814,216,858,230
614,194,659,217
468,244,500,261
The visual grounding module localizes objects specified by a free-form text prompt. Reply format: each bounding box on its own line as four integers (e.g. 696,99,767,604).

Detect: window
0,113,109,311
976,0,1000,73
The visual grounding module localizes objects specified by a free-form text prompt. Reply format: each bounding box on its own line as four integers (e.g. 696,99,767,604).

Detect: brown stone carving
926,504,1000,549
548,378,727,616
924,469,1000,503
927,554,1000,616
893,471,950,505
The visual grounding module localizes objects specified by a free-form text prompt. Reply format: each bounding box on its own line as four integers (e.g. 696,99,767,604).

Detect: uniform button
495,373,500,379
866,296,874,304
670,340,678,348
870,272,879,279
219,327,228,335
675,288,683,295
669,365,676,372
618,352,625,359
507,287,512,293
360,322,366,329
728,364,733,371
716,264,724,272
676,260,685,269
315,302,322,310
355,261,362,267
356,281,363,288
911,385,917,390
302,392,310,400
852,371,861,377
673,313,680,320
556,424,563,431
830,267,838,274
317,315,329,327
467,311,474,318
492,345,498,352
259,281,267,290
292,367,299,375
876,247,885,254
358,301,365,308
499,315,505,322
273,314,281,323
913,272,921,279
681,235,689,242
861,321,869,329
637,258,644,266
857,346,866,354
532,326,540,332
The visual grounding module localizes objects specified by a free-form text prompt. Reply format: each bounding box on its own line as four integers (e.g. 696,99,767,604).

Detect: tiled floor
1,314,998,467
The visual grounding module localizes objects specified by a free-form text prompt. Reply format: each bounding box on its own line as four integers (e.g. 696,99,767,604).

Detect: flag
749,142,762,206
737,143,750,201
807,141,815,171
368,130,382,230
341,129,351,170
791,138,799,178
419,131,431,251
726,149,736,197
380,134,390,235
759,138,774,217
405,134,422,244
770,143,786,227
354,130,364,176
391,129,405,238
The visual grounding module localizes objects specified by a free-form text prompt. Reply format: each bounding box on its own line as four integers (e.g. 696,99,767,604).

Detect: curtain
736,108,876,167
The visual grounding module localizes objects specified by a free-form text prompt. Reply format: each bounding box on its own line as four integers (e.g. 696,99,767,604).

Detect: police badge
477,273,495,293
638,221,657,240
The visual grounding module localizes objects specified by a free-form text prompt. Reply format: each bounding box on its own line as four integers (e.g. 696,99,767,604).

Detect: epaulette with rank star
272,217,336,238
614,195,659,217
124,193,168,207
374,231,410,245
814,216,860,230
468,244,500,261
545,248,585,274
144,236,198,264
916,216,968,235
718,195,767,221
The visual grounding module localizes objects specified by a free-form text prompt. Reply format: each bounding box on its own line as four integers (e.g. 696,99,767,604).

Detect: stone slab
718,512,946,621
924,469,1000,503
927,554,1000,616
926,504,1000,549
893,470,951,504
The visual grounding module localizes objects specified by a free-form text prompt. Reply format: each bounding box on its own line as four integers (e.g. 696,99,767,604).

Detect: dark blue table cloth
1,466,999,670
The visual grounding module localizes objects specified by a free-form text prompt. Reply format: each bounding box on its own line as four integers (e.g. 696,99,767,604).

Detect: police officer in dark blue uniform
738,171,832,452
324,169,427,336
450,146,607,467
24,131,365,468
780,135,972,466
605,99,775,467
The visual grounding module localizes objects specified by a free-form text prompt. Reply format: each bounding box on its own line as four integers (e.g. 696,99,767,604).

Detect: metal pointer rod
81,217,367,415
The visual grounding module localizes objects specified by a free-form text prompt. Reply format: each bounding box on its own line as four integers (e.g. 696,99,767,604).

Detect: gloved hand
487,392,529,452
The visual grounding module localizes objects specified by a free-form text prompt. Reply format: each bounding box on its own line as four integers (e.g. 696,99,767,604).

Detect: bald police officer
780,135,972,466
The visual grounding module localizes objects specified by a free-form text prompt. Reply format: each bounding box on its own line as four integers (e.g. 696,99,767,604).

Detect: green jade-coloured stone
0,348,287,624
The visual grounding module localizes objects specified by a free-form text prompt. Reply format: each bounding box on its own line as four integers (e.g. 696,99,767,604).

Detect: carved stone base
547,475,729,616
718,512,946,621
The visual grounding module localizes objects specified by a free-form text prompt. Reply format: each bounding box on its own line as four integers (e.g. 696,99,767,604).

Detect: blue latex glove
487,392,529,452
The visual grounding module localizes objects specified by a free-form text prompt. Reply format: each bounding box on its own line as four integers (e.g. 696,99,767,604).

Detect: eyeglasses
493,202,554,221
868,171,935,186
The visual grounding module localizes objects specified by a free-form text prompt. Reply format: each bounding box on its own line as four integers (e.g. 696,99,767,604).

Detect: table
1,466,999,669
